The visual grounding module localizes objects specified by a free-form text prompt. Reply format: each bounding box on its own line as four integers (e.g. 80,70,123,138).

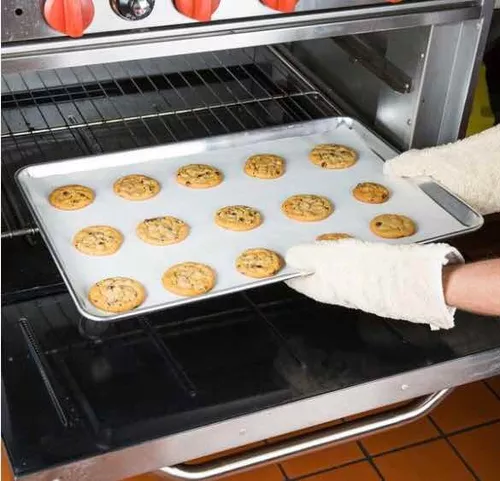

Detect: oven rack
1,46,340,238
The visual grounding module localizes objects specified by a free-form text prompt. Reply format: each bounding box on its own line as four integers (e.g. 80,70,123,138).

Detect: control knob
44,0,95,38
111,0,155,20
261,0,298,12
174,0,220,22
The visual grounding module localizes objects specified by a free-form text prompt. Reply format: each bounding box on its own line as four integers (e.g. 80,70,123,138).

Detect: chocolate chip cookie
282,194,333,222
309,144,358,169
176,164,223,189
136,216,189,246
244,154,285,179
215,205,262,231
162,262,216,297
49,184,95,210
73,225,123,255
316,233,354,241
88,277,146,313
370,214,416,239
113,174,160,201
353,182,390,204
236,248,284,279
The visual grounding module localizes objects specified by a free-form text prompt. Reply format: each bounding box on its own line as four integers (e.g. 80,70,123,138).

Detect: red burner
43,0,94,38
174,0,221,22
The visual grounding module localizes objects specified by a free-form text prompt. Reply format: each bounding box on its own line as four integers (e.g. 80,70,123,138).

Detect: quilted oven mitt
286,126,500,329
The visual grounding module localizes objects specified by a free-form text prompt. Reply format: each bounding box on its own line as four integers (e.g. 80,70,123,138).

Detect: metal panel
2,2,481,73
377,0,495,147
0,0,480,43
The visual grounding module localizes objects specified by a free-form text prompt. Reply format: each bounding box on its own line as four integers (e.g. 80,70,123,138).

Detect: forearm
443,258,500,316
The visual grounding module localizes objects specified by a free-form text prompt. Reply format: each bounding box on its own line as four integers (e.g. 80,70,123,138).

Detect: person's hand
286,240,463,330
383,125,500,215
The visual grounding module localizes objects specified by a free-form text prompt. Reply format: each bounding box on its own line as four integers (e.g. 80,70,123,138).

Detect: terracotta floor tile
486,375,500,397
124,474,170,481
375,439,475,481
218,464,284,481
1,444,14,481
450,422,500,481
301,461,381,481
430,382,500,433
361,416,439,455
281,442,364,478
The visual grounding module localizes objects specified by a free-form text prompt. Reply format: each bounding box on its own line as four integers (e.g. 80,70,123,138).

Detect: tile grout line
483,379,500,402
427,416,481,481
356,441,386,481
277,463,290,481
278,417,500,481
365,417,500,459
293,458,368,481
259,411,500,480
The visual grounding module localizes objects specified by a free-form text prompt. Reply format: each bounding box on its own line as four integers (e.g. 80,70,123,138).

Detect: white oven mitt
286,240,464,330
384,125,500,215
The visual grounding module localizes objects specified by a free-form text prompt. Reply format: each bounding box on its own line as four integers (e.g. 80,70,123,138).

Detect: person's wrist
442,264,461,308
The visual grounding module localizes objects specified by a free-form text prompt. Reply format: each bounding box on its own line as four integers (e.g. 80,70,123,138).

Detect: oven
2,1,500,480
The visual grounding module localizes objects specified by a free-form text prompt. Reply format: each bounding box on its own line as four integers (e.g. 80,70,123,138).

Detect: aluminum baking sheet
17,117,483,322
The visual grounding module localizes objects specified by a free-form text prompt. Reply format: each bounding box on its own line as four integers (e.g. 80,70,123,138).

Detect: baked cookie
215,205,262,231
244,154,285,179
316,233,354,241
88,277,145,313
136,216,189,246
162,262,216,297
236,248,283,279
309,144,358,169
49,184,95,211
353,182,390,204
282,194,333,222
73,225,123,256
370,214,416,239
113,174,160,201
176,164,223,189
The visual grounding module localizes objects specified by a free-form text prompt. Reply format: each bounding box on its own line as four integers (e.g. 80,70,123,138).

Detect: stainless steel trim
2,1,481,73
23,348,500,481
161,389,451,479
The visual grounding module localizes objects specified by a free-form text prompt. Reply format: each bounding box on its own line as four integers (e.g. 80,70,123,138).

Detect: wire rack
1,46,339,237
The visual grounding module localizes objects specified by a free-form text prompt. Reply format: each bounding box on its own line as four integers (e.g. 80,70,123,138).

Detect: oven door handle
161,388,451,480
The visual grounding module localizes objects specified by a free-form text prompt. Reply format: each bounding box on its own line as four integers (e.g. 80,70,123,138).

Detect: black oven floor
3,240,500,478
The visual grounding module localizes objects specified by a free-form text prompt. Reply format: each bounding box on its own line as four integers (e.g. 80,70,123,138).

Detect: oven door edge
23,347,500,481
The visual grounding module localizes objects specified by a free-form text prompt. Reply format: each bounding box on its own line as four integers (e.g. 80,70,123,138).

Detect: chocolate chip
376,222,382,226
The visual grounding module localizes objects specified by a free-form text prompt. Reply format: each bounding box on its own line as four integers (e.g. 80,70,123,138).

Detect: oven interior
3,24,500,480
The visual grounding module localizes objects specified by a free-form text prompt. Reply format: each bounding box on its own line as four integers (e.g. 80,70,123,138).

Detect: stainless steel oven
2,1,500,480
